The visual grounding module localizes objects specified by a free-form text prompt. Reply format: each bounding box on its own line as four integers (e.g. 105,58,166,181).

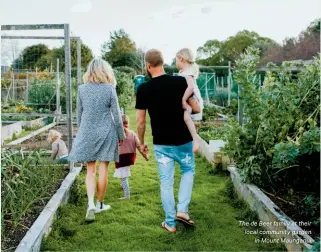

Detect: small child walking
114,114,148,199
48,129,69,164
176,48,204,153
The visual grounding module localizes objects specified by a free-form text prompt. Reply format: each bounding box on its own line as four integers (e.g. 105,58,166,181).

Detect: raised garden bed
228,166,315,252
1,117,51,145
15,165,82,252
198,135,233,169
1,150,70,251
4,125,78,151
1,121,23,145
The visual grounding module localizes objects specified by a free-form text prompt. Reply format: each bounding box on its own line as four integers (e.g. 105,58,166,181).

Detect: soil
1,169,69,251
18,125,78,150
266,189,320,239
2,124,77,251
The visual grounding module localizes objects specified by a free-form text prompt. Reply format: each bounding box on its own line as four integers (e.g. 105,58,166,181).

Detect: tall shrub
223,47,320,192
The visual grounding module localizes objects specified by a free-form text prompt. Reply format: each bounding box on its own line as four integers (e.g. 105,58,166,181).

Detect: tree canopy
196,30,279,66
12,41,93,71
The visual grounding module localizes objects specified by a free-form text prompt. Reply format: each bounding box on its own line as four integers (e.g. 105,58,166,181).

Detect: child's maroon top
115,129,140,168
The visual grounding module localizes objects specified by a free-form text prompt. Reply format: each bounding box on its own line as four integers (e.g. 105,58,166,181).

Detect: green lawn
41,106,284,251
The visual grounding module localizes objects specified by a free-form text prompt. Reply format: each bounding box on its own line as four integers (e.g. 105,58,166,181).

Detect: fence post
56,58,60,121
77,39,81,126
64,24,73,171
25,72,29,103
12,71,15,100
228,61,231,106
205,73,209,105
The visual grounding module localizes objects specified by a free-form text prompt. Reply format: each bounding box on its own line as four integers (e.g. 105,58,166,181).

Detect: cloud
201,6,212,14
70,0,92,13
172,9,185,19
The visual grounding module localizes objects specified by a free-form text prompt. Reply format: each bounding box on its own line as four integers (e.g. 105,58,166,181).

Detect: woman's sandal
161,222,176,233
176,215,195,226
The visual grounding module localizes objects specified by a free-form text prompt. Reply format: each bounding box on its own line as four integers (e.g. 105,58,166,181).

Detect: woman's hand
119,140,124,146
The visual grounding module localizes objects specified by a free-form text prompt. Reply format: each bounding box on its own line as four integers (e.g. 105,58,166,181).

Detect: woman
69,58,126,222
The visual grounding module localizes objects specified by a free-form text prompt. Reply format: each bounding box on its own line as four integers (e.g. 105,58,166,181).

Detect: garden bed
197,135,233,169
228,166,315,251
1,121,23,145
9,125,78,151
15,166,82,252
1,117,51,145
1,150,70,251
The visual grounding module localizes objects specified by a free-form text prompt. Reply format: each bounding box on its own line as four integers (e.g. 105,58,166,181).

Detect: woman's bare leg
97,161,109,202
184,110,199,152
86,161,97,208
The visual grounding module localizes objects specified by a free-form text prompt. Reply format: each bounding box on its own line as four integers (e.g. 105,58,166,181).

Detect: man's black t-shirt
135,74,192,146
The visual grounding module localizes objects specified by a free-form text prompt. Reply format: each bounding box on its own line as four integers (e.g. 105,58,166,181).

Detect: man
136,49,200,232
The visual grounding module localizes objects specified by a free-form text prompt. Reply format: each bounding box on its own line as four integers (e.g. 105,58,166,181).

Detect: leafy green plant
212,90,237,106
114,70,134,108
222,99,238,116
308,237,320,252
295,194,320,225
202,106,221,122
197,124,228,142
223,47,320,193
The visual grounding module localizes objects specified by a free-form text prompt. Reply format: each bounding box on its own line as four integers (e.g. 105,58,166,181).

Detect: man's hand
138,144,149,161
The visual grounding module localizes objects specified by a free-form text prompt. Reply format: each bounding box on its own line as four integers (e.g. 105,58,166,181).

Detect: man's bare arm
136,109,147,144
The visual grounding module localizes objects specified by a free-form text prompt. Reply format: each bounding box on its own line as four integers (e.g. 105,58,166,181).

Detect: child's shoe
119,196,130,200
95,202,111,213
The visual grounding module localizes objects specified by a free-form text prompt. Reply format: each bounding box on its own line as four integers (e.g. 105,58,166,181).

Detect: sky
0,0,320,64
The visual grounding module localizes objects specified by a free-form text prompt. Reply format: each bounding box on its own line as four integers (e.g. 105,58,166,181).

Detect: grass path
42,106,283,251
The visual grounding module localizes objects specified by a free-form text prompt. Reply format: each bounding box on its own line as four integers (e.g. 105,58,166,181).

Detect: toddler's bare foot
192,141,199,153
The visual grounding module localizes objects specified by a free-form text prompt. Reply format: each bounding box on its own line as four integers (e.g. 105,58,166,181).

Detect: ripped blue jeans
154,142,195,228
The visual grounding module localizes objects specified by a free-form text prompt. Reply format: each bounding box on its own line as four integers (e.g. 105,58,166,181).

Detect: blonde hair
83,58,117,85
145,49,164,67
176,48,199,78
122,114,129,125
48,130,62,142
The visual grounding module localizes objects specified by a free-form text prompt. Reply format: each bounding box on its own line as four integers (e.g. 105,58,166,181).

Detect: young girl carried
176,48,204,152
114,114,149,199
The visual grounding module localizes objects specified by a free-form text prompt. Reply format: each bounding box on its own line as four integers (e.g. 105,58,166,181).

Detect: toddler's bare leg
184,110,199,153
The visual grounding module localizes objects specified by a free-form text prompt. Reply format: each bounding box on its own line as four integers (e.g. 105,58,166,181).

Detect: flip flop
176,216,195,226
161,222,176,233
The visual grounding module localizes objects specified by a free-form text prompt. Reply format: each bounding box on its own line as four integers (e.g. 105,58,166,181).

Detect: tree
11,41,93,71
101,29,137,66
261,19,320,65
35,54,53,71
196,39,222,60
12,44,50,70
51,40,94,71
196,30,276,66
253,39,281,57
111,51,142,72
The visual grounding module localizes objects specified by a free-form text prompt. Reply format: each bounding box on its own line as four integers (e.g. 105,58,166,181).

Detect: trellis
1,24,80,170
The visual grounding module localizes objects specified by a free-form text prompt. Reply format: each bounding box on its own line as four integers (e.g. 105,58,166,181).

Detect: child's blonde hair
122,114,129,126
48,130,62,142
176,48,199,78
83,58,117,85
